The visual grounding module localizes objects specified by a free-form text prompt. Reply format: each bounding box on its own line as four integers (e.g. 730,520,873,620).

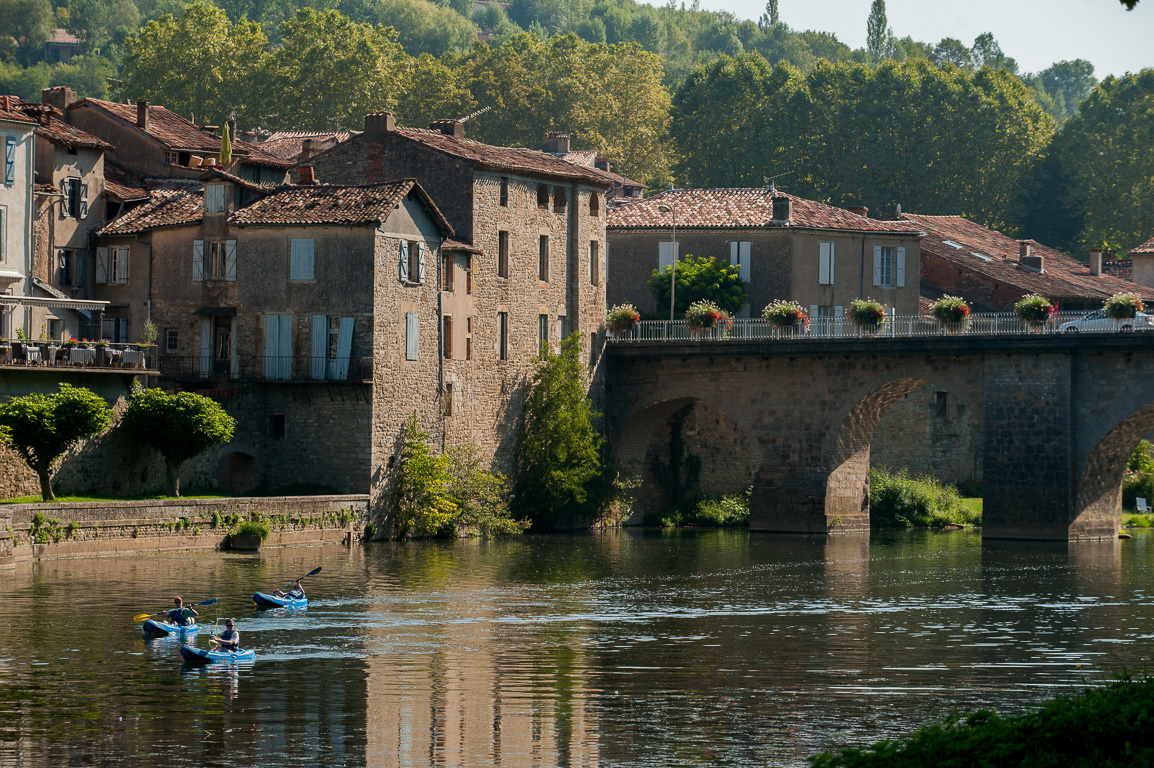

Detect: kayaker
212,619,241,653
168,597,198,626
276,580,305,600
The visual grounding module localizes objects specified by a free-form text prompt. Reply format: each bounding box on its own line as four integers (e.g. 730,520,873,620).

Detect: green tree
513,333,603,530
373,0,478,56
121,0,268,127
865,0,891,65
0,0,53,65
970,32,1017,74
757,0,778,29
395,53,476,128
391,412,457,538
0,384,112,501
120,387,236,497
444,442,529,536
931,37,971,69
1035,59,1096,123
647,255,747,316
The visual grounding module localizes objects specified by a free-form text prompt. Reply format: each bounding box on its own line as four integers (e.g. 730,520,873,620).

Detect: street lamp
657,202,677,322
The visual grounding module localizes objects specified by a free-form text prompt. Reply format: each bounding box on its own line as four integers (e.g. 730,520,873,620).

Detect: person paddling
211,619,241,653
167,597,199,626
276,580,305,600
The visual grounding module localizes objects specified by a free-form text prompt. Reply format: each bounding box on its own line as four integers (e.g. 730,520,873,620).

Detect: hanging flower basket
849,298,886,328
931,295,970,325
1014,294,1055,325
762,300,809,330
1104,292,1145,320
606,303,641,334
685,300,724,331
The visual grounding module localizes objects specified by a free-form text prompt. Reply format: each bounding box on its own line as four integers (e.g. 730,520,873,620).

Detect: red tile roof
260,130,354,162
103,164,149,201
47,28,83,45
1103,258,1133,282
443,238,482,253
0,96,37,125
900,213,1154,302
230,180,452,233
97,184,202,236
6,98,113,150
560,151,645,190
608,188,919,233
1131,235,1154,256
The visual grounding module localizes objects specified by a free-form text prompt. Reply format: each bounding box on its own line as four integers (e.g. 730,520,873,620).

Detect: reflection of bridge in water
604,333,1154,540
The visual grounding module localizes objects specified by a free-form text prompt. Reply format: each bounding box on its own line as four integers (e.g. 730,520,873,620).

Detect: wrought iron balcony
0,340,157,371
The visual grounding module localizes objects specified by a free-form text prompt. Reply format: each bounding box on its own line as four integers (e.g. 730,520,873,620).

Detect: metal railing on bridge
606,311,1111,343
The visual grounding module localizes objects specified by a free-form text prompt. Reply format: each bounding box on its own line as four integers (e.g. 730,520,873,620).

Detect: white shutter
0,208,5,261
335,317,353,379
729,241,738,270
658,241,676,271
60,181,70,218
418,242,427,284
116,247,130,283
193,241,204,281
896,246,906,288
95,247,109,284
819,242,834,285
399,241,409,282
4,137,14,185
79,181,88,218
311,314,327,379
225,240,237,281
405,312,418,360
872,245,882,287
199,317,211,377
739,242,750,281
809,304,819,317
277,314,293,379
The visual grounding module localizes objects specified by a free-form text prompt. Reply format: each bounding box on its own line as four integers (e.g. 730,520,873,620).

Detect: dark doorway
225,452,256,494
214,317,232,376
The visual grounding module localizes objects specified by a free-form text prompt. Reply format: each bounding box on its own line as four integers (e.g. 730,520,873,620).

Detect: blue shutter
199,317,211,377
418,242,427,284
405,312,418,360
291,239,314,280
398,241,409,283
311,314,327,379
193,241,204,281
335,317,354,379
225,240,237,281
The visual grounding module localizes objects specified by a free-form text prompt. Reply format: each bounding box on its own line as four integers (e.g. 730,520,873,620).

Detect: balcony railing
0,340,156,370
607,312,1107,343
158,354,371,383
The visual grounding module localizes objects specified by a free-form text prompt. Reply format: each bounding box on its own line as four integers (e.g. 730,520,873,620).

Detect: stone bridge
603,334,1154,540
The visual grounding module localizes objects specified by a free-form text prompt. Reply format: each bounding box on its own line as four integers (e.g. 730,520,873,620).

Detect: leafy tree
970,32,1017,74
121,1,267,127
757,0,778,29
931,37,971,69
373,0,478,56
865,0,891,65
0,385,111,501
395,53,476,128
0,0,53,65
1028,59,1096,123
391,412,458,538
444,443,529,536
513,332,603,530
648,255,747,317
120,387,236,497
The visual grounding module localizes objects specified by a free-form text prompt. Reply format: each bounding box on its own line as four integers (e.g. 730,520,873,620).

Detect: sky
655,0,1154,78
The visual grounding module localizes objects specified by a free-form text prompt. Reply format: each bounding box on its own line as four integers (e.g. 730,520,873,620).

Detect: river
1,529,1151,767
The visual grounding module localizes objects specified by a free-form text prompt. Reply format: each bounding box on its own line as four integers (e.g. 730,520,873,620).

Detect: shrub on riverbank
808,676,1154,767
1123,439,1154,510
869,468,978,528
661,488,750,528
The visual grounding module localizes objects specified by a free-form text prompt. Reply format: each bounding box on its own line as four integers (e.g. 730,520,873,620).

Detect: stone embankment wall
871,385,983,487
3,495,368,563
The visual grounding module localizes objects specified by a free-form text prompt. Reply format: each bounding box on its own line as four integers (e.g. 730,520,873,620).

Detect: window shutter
119,247,130,283
818,243,830,285
79,181,88,218
729,241,738,269
199,317,211,377
74,250,83,287
5,137,15,185
834,305,844,317
872,245,882,287
405,312,418,361
418,242,427,284
658,241,677,271
60,181,70,218
0,208,5,260
335,317,353,379
310,314,327,379
278,314,293,379
398,241,409,282
896,247,906,288
291,239,315,280
193,241,204,281
95,247,109,284
225,240,237,281
739,242,750,282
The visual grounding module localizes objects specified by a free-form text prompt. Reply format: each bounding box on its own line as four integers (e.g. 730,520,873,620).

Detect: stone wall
0,507,12,568
871,384,984,488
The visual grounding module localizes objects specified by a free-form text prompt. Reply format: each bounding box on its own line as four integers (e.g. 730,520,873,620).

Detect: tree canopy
647,255,747,317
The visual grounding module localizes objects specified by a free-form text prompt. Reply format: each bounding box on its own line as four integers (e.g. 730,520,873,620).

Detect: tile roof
97,185,203,236
77,99,291,167
560,150,645,190
260,130,355,162
198,166,278,194
47,28,83,45
0,96,37,125
561,150,598,166
900,213,1154,302
6,99,113,150
443,238,482,253
229,179,453,233
608,188,920,233
1130,235,1154,256
103,164,149,201
1103,258,1133,282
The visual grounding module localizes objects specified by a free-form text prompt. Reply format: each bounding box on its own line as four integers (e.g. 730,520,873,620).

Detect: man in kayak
211,619,241,653
276,580,305,601
168,596,199,626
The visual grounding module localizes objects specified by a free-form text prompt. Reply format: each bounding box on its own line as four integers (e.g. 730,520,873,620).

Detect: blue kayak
180,645,256,663
142,619,199,636
253,592,307,609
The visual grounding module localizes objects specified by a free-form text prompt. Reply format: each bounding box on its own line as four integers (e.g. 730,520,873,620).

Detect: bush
1123,439,1154,509
1104,291,1144,319
231,521,271,540
693,489,751,526
809,676,1154,768
762,300,808,329
606,303,641,333
849,298,886,326
869,468,979,528
1014,293,1055,324
930,295,969,324
648,255,746,316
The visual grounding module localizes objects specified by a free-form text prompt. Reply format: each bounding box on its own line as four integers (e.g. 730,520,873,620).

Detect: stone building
0,96,37,340
607,188,923,318
538,131,646,204
1127,235,1154,290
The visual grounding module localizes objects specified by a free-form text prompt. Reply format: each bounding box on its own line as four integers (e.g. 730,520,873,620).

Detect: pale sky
658,0,1154,78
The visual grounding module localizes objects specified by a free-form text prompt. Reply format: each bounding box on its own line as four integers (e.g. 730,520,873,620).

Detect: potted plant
762,300,809,334
931,295,970,329
606,303,641,334
228,520,271,551
1104,292,1144,320
1014,294,1055,327
849,298,886,332
685,300,724,332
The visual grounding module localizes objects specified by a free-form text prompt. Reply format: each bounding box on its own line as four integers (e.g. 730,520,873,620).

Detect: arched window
554,188,567,213
589,192,600,216
537,184,549,210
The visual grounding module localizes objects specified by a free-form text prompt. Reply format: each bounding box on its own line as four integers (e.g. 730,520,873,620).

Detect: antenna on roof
458,105,492,124
763,171,793,195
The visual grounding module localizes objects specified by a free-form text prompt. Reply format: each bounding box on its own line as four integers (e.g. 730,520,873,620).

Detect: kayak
180,645,256,663
253,592,307,609
142,619,200,636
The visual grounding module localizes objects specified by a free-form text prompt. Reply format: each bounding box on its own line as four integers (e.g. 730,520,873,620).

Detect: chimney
848,205,869,218
136,99,149,130
364,111,394,138
226,115,236,144
0,95,8,112
300,138,315,163
42,86,77,113
299,165,315,185
430,118,465,139
1018,240,1044,272
544,130,570,154
1090,248,1104,276
240,129,258,143
594,157,610,172
771,195,791,224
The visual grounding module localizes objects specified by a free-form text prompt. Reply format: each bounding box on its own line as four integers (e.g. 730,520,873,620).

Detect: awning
0,296,110,311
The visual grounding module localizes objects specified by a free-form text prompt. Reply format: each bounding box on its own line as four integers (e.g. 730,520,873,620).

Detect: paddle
276,566,321,594
133,598,219,622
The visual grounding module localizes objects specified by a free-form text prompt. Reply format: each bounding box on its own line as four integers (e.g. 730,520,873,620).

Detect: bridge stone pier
604,334,1154,541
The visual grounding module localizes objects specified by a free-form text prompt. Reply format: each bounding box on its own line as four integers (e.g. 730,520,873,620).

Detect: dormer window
205,184,229,214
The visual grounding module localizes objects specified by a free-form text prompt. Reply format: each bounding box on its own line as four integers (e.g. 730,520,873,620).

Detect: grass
869,468,980,529
1123,512,1154,528
958,497,983,519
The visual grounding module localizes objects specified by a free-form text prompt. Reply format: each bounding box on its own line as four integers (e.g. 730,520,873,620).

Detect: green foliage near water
1122,439,1154,510
661,488,751,528
809,675,1154,767
230,520,270,540
869,468,979,528
647,256,746,317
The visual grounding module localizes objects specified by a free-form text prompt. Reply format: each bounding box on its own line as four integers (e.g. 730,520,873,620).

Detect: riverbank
0,495,368,566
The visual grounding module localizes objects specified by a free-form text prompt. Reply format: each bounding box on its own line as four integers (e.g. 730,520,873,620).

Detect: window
398,240,425,284
5,136,16,185
443,315,453,359
405,312,418,361
263,314,292,380
590,241,599,285
498,311,508,360
589,192,599,216
309,314,354,379
818,241,835,285
729,241,750,282
658,241,679,270
499,177,508,206
872,245,906,288
442,254,454,291
554,188,567,213
935,391,949,421
539,235,549,281
466,317,473,360
164,151,180,164
111,247,129,284
269,414,286,439
165,329,178,354
444,382,454,417
498,231,509,278
192,240,236,281
537,184,549,209
48,319,61,340
56,249,82,288
466,255,474,294
290,239,314,280
102,317,129,343
558,315,567,343
538,314,549,356
205,184,228,214
61,177,86,219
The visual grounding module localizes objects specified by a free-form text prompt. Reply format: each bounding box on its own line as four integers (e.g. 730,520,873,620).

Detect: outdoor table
46,345,60,365
24,347,41,365
121,349,145,368
70,347,96,366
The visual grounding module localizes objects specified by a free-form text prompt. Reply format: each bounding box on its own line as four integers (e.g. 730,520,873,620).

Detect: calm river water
2,529,1153,767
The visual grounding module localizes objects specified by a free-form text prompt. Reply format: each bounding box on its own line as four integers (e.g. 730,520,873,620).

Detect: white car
1059,309,1154,332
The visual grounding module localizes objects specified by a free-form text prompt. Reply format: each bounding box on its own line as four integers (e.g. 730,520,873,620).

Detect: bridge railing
608,311,1098,342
